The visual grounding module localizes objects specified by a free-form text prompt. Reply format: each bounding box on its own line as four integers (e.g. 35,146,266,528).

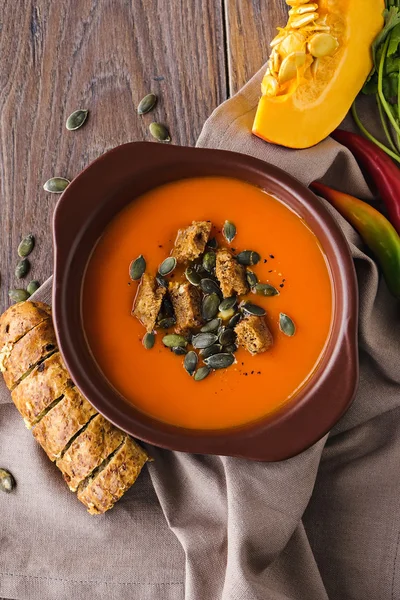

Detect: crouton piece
33,387,98,461
172,220,212,264
169,281,202,334
235,315,273,355
132,273,166,332
77,436,150,514
215,249,249,298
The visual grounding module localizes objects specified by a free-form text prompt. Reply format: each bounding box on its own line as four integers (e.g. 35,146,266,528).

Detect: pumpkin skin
252,0,384,149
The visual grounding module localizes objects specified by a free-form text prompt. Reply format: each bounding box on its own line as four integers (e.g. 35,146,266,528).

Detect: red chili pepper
331,129,400,236
311,181,400,300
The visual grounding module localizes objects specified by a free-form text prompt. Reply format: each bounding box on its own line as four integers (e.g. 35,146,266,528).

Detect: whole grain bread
172,220,212,264
132,273,166,332
215,249,249,298
235,315,273,354
0,301,51,349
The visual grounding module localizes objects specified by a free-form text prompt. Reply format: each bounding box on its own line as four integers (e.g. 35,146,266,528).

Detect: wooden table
0,0,287,313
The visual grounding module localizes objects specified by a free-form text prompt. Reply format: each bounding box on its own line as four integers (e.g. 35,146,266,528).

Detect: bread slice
1,318,57,389
32,387,98,461
215,249,249,298
132,273,166,332
77,436,150,514
0,301,51,349
11,352,72,428
169,281,202,334
56,414,125,492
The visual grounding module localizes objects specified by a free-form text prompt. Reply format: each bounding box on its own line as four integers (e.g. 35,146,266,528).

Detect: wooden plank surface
224,0,288,94
0,0,227,313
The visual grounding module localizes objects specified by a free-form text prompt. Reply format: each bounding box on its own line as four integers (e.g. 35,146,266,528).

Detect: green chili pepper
311,182,400,299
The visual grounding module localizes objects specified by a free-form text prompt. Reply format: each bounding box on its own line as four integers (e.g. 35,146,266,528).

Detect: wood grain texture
0,0,227,312
224,0,288,94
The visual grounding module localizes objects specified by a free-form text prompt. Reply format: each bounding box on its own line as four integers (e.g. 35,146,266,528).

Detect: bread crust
0,301,51,348
169,281,202,333
215,249,249,298
172,220,212,264
235,315,273,354
132,273,166,332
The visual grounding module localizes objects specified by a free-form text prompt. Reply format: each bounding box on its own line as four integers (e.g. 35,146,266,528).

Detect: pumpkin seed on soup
184,351,198,376
219,296,237,312
158,317,176,329
185,266,202,286
207,237,218,249
236,250,261,266
200,278,221,295
205,353,235,370
130,255,146,280
143,332,155,350
159,256,177,276
279,313,296,336
254,283,279,297
66,109,89,131
219,328,236,346
241,302,266,317
228,313,242,328
202,293,220,321
192,332,218,349
172,346,188,356
162,334,187,348
194,366,211,381
200,318,221,333
200,343,222,359
246,269,258,288
223,220,236,243
202,251,216,272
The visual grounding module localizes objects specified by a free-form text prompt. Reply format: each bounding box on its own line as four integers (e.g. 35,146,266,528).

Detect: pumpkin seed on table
223,220,236,243
149,122,171,143
200,318,221,333
192,332,218,349
159,256,177,276
18,234,35,258
65,109,88,131
15,258,30,279
27,280,40,296
0,468,15,493
202,251,216,272
205,353,235,370
184,351,198,376
279,313,296,336
158,317,176,329
241,302,266,317
162,334,187,348
202,293,220,321
143,332,156,350
185,266,202,286
219,296,237,312
194,366,211,381
130,255,146,280
137,93,157,115
9,289,30,303
236,250,261,266
43,177,70,193
200,343,222,359
254,283,279,297
219,328,236,346
200,278,221,295
172,346,187,356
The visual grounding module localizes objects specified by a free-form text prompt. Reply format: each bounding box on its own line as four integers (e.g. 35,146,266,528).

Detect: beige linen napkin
1,65,400,600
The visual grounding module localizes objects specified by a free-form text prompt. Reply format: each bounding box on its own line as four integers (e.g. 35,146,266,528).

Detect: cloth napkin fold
1,65,400,600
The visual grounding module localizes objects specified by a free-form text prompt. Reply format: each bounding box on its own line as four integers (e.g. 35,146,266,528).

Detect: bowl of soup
52,142,358,461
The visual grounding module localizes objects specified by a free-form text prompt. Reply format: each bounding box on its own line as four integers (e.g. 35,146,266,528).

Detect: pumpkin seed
219,328,236,346
161,296,175,317
15,258,30,279
200,318,221,333
219,296,237,312
162,334,187,348
143,332,155,350
200,343,222,359
241,302,266,317
279,32,306,57
149,122,171,143
207,237,218,249
130,255,146,280
289,3,318,16
27,280,40,295
290,13,318,28
184,351,198,376
9,289,29,303
278,51,307,84
194,366,211,381
192,332,218,349
200,278,221,295
261,74,279,97
0,468,15,493
279,313,296,336
156,274,168,288
202,293,220,321
18,234,35,258
218,307,235,321
159,256,176,276
236,250,261,266
228,313,242,328
172,346,188,356
224,343,238,353
205,353,235,370
66,109,88,131
158,317,176,329
202,251,216,272
246,270,258,288
185,266,202,286
43,177,70,193
307,33,338,58
223,220,236,243
137,93,157,115
254,283,279,297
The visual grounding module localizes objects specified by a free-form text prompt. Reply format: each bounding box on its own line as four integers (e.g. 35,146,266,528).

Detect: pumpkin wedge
253,0,384,149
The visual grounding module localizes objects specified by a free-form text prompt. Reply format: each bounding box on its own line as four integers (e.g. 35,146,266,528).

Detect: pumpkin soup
83,177,332,429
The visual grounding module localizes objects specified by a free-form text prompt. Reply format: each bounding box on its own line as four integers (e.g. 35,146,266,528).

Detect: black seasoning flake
251,370,254,375
257,371,261,375
128,282,131,285
263,258,268,263
158,244,163,248
282,279,286,282
241,362,244,366
269,254,275,259
280,284,284,288
268,269,273,273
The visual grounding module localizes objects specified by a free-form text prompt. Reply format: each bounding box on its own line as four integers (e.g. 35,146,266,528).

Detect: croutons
215,249,249,298
172,220,212,264
235,315,273,355
169,281,202,334
132,273,166,332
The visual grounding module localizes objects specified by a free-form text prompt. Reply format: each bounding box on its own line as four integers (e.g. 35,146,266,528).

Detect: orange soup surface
83,177,333,430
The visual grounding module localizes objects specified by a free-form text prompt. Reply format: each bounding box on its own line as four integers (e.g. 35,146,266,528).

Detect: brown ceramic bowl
53,142,358,461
